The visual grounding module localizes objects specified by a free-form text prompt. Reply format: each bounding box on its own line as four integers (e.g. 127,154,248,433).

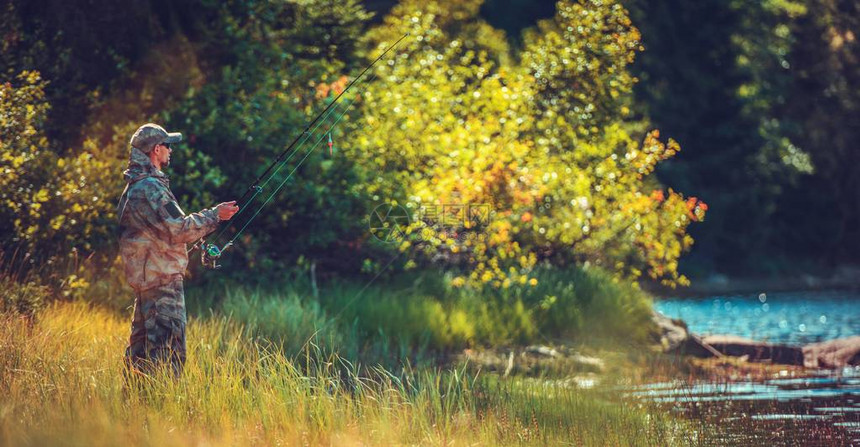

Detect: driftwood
701,335,805,365
653,311,860,369
802,336,860,369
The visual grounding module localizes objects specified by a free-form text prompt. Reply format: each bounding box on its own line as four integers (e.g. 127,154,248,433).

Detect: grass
0,300,693,446
183,265,657,361
0,262,698,444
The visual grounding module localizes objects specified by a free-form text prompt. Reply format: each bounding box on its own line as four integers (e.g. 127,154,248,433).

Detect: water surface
654,289,860,344
645,289,860,443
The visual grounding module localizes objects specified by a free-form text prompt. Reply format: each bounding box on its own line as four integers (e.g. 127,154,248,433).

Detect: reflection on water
631,369,860,444
631,371,860,403
646,290,860,443
654,289,860,344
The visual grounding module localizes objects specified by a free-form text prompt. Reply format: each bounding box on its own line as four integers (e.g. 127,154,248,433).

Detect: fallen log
802,336,860,369
701,335,805,365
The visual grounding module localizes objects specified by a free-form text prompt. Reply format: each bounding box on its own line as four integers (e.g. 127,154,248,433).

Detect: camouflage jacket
117,147,220,292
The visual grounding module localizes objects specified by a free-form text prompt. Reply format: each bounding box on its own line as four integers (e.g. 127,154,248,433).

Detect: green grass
184,266,656,359
0,263,694,445
0,300,696,446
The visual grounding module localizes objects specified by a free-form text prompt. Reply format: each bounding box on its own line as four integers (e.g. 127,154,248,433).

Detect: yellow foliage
1,71,122,284
349,0,703,289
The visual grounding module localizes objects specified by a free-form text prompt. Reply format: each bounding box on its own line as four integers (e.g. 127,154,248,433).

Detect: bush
0,72,120,284
514,266,655,343
201,266,656,355
351,0,704,289
0,276,48,316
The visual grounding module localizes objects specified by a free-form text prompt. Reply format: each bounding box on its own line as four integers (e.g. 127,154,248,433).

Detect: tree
629,0,858,273
0,71,116,287
350,0,704,288
776,0,860,261
162,0,375,272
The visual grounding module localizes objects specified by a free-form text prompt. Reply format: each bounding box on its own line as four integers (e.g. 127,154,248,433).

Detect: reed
0,301,689,446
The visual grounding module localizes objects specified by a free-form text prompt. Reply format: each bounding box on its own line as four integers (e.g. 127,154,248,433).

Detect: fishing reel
201,241,232,269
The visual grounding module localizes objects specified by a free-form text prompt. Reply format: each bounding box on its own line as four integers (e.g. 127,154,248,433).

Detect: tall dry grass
0,301,691,446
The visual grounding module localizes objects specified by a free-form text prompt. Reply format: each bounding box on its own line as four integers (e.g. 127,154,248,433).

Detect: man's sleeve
128,179,220,244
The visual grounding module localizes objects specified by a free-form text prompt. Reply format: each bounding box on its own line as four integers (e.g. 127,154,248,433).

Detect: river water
644,289,860,444
653,289,860,344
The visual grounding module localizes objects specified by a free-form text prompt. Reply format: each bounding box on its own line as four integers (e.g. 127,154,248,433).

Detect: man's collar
126,147,168,180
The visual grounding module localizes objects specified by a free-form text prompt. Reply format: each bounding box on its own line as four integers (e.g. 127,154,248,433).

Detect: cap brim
164,132,183,144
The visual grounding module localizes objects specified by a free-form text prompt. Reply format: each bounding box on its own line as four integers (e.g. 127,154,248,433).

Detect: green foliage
0,0,205,147
0,72,117,279
628,0,860,272
0,71,50,244
514,266,655,342
162,0,374,271
2,0,705,293
775,0,860,261
733,0,811,176
627,0,762,271
351,0,703,288
191,267,657,354
0,276,47,316
521,0,641,139
5,0,857,287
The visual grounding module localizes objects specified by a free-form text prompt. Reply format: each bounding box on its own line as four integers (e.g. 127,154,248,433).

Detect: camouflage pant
124,275,186,377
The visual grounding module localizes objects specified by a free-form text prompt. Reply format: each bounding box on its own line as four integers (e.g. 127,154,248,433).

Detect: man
117,123,239,377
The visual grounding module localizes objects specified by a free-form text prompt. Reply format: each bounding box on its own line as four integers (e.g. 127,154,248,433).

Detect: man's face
154,142,172,168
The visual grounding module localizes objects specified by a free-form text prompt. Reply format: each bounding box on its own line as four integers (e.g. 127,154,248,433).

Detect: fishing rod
197,33,409,269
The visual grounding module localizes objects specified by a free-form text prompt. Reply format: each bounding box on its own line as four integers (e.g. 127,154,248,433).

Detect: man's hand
215,201,240,221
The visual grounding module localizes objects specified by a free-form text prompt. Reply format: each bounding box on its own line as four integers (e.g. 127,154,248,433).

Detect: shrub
351,0,704,289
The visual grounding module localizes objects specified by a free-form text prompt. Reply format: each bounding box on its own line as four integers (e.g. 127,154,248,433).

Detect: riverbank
444,327,860,444
647,296,860,444
0,301,692,446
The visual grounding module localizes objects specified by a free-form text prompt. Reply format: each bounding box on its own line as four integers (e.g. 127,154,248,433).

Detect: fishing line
227,85,365,245
234,33,408,206
227,62,384,245
210,95,349,245
200,34,408,268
